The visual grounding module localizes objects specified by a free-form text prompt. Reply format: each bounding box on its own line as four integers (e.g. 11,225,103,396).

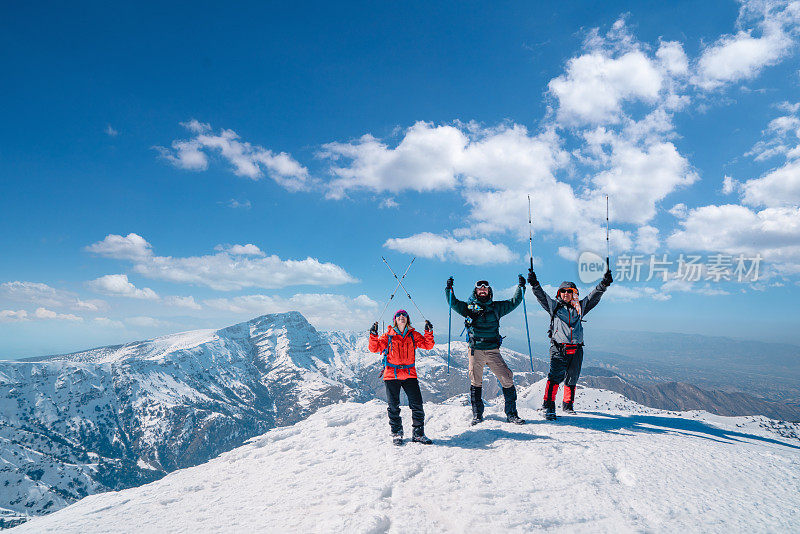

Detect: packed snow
12,380,800,533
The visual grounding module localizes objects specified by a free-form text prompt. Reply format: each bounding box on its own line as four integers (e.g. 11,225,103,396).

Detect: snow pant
468,348,514,388
547,343,583,386
384,378,424,435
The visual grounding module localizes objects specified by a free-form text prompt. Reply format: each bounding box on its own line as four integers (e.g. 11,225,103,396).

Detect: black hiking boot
544,400,557,421
391,431,404,446
412,427,433,445
562,401,575,414
502,386,525,424
470,385,484,426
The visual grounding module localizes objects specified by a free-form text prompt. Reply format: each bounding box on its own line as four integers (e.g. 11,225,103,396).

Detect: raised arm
413,326,435,350
527,269,556,313
581,269,613,315
496,276,525,317
368,322,388,353
445,277,469,317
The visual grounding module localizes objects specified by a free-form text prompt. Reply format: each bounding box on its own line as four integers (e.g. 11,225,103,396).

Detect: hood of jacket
555,281,578,297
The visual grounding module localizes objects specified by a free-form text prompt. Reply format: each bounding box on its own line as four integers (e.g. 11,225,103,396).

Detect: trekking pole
447,286,452,375
522,195,534,373
606,195,610,269
381,256,428,322
376,257,416,323
522,289,533,373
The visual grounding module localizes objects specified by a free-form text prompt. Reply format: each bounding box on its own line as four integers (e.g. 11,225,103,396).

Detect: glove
603,268,613,286
446,276,454,291
369,322,378,336
527,268,538,286
518,274,526,287
424,320,433,332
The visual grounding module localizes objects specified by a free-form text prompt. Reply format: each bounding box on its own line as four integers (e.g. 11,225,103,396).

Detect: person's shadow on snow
435,427,551,449
548,412,800,450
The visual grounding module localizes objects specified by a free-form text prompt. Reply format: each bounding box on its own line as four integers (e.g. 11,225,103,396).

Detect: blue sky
3,0,800,358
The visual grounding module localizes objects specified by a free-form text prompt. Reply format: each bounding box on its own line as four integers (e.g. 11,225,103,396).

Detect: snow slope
12,381,800,533
0,312,542,522
0,312,373,521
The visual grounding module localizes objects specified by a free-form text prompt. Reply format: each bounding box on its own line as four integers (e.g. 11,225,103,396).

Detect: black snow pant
547,343,584,387
384,378,424,435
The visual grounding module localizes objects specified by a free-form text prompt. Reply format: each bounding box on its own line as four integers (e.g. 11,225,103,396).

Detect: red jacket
369,326,435,380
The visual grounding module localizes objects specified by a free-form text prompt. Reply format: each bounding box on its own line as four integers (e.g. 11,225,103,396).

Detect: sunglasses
394,310,409,318
559,288,578,296
475,281,490,288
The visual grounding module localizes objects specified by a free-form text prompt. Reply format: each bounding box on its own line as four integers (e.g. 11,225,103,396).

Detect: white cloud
549,49,664,126
384,233,517,265
163,296,202,310
722,175,737,194
1,281,75,308
156,121,309,191
603,284,671,302
105,125,118,137
379,198,399,209
547,19,690,127
204,293,379,331
86,234,357,291
0,309,28,322
32,307,83,321
87,274,159,300
587,130,699,225
635,226,660,253
320,123,467,198
94,317,125,328
320,122,569,199
741,104,800,207
656,40,690,76
668,204,800,272
669,203,688,218
693,0,800,90
661,278,731,296
213,244,265,257
0,307,83,322
86,233,153,261
0,281,107,311
742,158,800,206
222,199,252,210
125,316,165,328
746,105,800,160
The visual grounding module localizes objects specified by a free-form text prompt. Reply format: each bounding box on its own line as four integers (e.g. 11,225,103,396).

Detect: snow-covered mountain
10,380,800,533
0,312,539,525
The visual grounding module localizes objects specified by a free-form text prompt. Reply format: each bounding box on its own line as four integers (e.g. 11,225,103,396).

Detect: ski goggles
475,281,490,288
394,310,409,319
558,288,578,296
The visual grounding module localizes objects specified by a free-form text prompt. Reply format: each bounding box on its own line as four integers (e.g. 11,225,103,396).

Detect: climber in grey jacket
527,267,612,420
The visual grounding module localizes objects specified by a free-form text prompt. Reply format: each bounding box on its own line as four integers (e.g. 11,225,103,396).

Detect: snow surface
12,380,800,533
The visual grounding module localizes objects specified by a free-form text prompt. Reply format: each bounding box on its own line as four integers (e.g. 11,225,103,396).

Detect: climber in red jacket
369,310,435,446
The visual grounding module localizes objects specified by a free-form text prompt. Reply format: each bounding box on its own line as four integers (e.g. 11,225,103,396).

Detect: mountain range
1,311,798,528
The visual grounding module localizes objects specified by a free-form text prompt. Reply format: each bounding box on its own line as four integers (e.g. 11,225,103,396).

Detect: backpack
464,303,502,348
547,301,564,340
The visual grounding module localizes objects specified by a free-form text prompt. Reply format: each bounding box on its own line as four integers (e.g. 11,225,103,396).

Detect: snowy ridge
2,312,540,523
12,380,800,533
0,313,377,521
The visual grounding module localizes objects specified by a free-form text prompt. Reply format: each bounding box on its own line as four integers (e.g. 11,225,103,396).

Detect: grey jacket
529,280,608,345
